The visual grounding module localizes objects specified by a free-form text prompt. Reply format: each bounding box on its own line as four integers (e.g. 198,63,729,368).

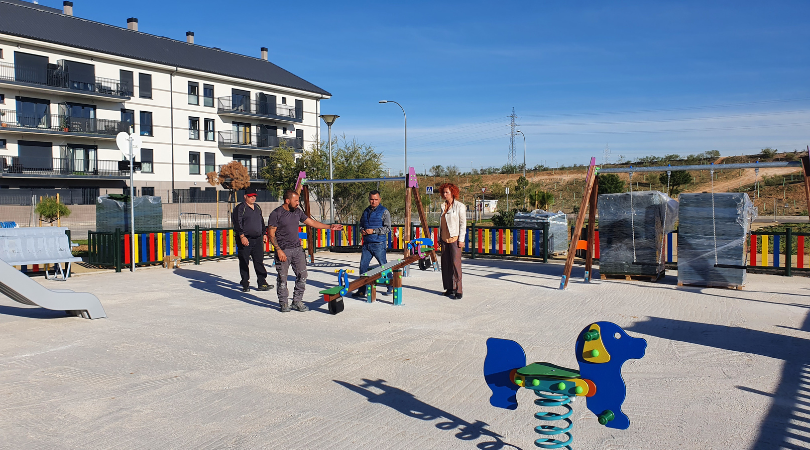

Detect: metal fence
0,109,127,137
0,61,130,97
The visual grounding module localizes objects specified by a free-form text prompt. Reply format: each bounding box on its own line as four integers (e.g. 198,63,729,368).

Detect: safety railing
0,61,131,98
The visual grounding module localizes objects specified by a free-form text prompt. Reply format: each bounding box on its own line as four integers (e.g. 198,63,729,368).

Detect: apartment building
0,0,330,201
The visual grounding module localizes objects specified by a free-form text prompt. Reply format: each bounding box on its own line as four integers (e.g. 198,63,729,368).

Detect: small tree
36,196,71,224
760,147,777,159
598,174,625,195
529,190,554,210
660,170,692,196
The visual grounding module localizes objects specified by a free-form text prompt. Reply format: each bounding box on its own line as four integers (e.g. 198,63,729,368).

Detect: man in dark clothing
233,187,272,292
268,190,343,312
352,190,392,298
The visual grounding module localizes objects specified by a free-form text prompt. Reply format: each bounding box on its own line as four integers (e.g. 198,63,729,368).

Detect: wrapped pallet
514,209,569,253
597,191,678,277
96,195,163,233
677,193,756,288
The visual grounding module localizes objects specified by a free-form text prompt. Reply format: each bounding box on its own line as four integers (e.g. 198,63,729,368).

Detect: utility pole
509,107,517,171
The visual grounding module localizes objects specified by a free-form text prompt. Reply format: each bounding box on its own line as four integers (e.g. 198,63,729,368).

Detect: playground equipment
294,167,438,269
320,238,435,314
560,155,810,289
484,322,647,448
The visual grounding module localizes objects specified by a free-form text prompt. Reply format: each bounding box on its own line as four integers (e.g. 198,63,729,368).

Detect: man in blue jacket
352,190,392,298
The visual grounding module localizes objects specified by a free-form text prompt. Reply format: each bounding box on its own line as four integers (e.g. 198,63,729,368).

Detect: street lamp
379,100,406,176
319,114,339,223
515,130,526,178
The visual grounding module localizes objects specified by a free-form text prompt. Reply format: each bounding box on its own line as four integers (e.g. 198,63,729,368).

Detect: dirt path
687,167,800,194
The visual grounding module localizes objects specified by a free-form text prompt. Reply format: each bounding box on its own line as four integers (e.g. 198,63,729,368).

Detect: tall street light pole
379,100,406,176
319,114,339,223
516,130,526,178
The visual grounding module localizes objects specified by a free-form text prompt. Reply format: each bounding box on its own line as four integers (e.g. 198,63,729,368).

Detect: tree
515,175,529,208
760,147,777,159
429,165,445,177
217,161,250,191
529,189,554,210
660,170,692,196
598,174,625,195
332,137,385,222
36,196,71,224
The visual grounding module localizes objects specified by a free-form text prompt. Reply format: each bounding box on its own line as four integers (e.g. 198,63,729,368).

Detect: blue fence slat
774,235,780,268
667,233,673,263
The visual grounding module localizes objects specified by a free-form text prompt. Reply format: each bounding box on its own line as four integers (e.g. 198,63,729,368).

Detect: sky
33,0,810,173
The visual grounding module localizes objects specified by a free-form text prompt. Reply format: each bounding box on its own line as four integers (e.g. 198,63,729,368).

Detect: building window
140,111,153,136
0,139,6,149
204,152,215,174
121,109,135,133
203,84,214,107
141,148,153,173
189,117,199,140
189,151,200,175
233,154,251,172
204,118,215,141
232,122,251,145
0,94,4,104
64,103,96,131
231,88,250,112
188,81,199,105
281,97,286,104
0,49,3,59
120,70,133,96
16,96,51,128
141,186,155,196
139,73,152,99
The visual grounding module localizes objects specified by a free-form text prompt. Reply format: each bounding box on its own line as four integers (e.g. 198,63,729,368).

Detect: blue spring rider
484,322,647,449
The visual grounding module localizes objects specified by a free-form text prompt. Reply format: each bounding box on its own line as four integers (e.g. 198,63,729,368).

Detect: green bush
35,196,71,223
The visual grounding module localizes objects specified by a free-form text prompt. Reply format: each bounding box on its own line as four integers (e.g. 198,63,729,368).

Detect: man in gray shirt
268,190,343,312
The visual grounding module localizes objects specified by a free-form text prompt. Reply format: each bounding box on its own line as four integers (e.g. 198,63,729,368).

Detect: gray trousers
441,241,463,294
274,246,308,306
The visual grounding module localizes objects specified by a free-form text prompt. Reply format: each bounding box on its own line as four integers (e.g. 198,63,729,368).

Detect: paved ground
1,252,809,450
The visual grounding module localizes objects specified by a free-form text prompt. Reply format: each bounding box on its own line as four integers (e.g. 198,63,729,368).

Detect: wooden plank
404,184,412,259
585,175,598,282
412,186,439,265
302,185,315,263
323,253,424,301
560,158,598,289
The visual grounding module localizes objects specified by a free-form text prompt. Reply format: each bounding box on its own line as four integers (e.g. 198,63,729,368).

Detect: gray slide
0,258,107,319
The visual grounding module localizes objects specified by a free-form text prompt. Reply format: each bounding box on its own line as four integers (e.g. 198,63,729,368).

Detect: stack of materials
514,209,569,253
96,195,163,233
597,191,678,277
677,193,756,288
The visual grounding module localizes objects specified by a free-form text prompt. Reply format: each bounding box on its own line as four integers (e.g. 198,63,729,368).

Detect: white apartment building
0,0,330,201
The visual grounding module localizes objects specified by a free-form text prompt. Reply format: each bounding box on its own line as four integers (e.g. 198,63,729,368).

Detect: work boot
291,301,309,312
280,303,291,313
241,284,250,292
257,284,273,291
455,292,463,300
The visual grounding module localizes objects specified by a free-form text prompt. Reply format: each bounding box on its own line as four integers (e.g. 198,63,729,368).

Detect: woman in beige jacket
438,183,467,299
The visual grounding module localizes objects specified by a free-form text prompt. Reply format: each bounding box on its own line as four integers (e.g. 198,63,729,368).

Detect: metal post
471,224,476,259
328,123,334,223
194,225,201,265
542,222,549,263
115,228,122,273
786,227,792,277
129,136,135,272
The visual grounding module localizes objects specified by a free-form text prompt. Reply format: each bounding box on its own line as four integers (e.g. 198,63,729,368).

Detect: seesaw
319,238,436,314
484,322,647,448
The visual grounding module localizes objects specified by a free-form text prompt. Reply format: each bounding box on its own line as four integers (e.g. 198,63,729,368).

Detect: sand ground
1,252,808,449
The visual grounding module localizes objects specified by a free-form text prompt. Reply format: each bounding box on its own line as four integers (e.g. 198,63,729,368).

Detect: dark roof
0,1,330,96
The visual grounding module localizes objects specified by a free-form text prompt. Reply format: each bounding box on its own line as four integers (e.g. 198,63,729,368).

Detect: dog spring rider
484,322,646,448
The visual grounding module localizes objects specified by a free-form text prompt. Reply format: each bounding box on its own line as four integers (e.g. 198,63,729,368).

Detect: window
18,140,53,170
62,144,97,173
64,103,96,132
139,73,152,99
14,52,48,85
141,187,155,196
120,70,133,96
189,151,200,175
204,118,215,141
121,109,135,133
16,96,50,128
189,117,199,140
233,154,251,172
140,111,153,136
188,81,199,105
62,60,95,92
281,97,286,104
0,94,4,104
0,139,6,149
204,152,215,174
203,84,214,107
0,49,3,59
140,148,153,173
232,88,250,112
232,122,250,145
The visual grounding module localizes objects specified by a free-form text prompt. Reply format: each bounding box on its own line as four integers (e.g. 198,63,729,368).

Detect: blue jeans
358,241,388,294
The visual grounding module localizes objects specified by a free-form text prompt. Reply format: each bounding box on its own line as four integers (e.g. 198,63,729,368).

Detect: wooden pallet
677,282,744,290
600,271,665,282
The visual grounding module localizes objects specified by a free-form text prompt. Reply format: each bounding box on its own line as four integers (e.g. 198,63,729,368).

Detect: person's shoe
444,290,456,297
291,302,309,312
241,285,250,292
352,290,366,299
280,304,291,313
455,292,463,300
257,284,273,291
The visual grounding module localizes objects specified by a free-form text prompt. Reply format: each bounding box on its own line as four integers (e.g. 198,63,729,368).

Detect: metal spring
532,390,574,449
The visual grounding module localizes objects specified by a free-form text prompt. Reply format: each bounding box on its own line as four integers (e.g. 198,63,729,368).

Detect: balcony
216,97,302,123
217,131,303,151
0,109,128,140
0,62,131,101
0,156,129,179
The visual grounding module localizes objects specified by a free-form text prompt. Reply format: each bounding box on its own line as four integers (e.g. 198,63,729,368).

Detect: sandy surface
1,253,808,450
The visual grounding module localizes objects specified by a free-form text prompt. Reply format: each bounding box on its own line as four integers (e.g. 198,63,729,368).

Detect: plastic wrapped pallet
514,209,569,253
597,191,678,276
677,193,756,288
95,195,163,233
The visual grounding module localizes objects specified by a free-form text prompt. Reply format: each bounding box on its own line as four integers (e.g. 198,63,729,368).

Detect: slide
0,258,106,319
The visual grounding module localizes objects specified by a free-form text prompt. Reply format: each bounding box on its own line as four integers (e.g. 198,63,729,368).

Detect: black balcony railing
0,61,131,98
217,131,303,150
0,109,128,137
0,156,128,177
216,96,301,121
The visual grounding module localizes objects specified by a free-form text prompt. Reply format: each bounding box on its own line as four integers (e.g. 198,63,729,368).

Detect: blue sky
37,0,810,173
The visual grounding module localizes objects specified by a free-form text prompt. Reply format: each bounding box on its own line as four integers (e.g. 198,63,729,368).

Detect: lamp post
379,100,406,176
319,114,339,223
515,130,526,178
